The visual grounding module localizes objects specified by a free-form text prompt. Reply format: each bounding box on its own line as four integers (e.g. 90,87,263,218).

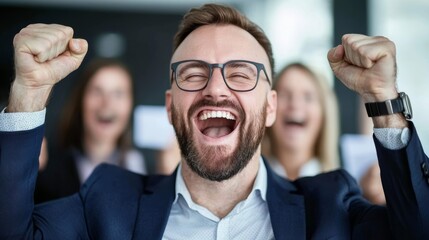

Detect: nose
201,67,231,101
100,91,113,108
280,93,300,111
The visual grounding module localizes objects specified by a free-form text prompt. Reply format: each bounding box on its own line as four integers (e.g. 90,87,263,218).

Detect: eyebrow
177,62,208,75
226,62,256,74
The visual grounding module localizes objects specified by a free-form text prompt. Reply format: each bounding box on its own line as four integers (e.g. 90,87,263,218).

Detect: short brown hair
173,3,274,76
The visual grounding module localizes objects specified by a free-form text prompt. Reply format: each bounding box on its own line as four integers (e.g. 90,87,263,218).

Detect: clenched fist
328,34,407,128
8,24,88,112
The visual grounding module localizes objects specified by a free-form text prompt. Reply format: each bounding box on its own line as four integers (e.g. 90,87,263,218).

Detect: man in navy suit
1,3,428,239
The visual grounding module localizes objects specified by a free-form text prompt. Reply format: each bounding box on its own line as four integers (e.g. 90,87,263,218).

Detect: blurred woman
35,58,146,203
263,63,339,180
156,137,181,175
360,163,386,205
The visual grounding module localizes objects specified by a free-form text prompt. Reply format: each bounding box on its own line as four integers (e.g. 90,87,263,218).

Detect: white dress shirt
163,157,274,240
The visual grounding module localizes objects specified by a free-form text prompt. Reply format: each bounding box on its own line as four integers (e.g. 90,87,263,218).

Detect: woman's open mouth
283,116,307,128
96,113,117,125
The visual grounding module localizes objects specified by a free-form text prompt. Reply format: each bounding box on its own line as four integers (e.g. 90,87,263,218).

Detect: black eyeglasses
171,60,271,92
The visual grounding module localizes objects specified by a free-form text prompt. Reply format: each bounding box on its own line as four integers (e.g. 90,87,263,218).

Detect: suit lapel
265,160,306,240
132,160,306,239
132,171,177,240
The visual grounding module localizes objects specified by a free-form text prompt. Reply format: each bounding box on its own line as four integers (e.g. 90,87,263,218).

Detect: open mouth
196,110,238,138
96,113,117,124
283,117,306,128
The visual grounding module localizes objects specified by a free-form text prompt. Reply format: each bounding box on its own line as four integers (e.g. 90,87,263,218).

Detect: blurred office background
0,0,428,173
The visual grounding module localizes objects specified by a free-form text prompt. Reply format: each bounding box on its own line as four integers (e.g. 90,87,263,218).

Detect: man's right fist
13,23,88,88
8,24,87,112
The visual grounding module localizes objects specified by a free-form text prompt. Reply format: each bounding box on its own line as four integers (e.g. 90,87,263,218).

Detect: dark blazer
35,150,81,203
1,122,429,239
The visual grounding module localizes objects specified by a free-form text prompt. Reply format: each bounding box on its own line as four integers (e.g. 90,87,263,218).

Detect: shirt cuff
373,127,410,150
0,107,46,131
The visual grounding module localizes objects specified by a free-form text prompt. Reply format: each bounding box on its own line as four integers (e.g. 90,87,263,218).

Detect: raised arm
0,24,87,239
328,34,429,238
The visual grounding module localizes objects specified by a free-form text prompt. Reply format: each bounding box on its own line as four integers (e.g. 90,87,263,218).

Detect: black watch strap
364,92,413,119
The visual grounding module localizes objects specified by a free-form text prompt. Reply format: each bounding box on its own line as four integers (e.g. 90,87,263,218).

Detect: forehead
88,67,131,89
172,24,270,68
277,68,319,92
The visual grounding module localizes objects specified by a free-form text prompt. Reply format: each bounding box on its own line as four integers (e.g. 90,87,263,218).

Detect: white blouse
267,158,321,179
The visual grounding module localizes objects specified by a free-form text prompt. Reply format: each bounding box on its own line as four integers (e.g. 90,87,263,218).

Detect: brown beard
171,98,267,182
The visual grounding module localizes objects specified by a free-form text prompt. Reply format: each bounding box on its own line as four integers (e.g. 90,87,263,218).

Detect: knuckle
12,34,21,47
43,38,54,51
357,46,367,56
56,25,74,39
374,35,389,42
53,30,65,43
64,26,74,36
26,23,43,29
350,41,360,51
387,41,396,51
13,28,30,47
375,36,396,53
342,34,350,42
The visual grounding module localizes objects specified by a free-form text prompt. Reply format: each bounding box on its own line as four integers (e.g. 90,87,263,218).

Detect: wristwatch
364,92,413,119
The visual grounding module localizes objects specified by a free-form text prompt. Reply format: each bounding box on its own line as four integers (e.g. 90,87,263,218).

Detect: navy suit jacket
1,122,429,239
35,150,81,203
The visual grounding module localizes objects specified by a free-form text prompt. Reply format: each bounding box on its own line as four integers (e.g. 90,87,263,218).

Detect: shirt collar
268,157,321,178
174,156,268,205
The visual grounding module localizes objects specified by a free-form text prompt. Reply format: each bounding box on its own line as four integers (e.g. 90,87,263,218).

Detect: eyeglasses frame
170,59,271,92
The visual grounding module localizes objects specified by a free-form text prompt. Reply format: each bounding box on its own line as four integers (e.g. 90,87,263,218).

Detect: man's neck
181,154,260,219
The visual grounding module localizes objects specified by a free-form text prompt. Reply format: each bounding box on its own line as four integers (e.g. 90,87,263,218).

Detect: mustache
187,99,245,120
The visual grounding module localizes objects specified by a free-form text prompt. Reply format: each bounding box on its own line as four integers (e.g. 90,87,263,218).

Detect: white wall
370,0,429,148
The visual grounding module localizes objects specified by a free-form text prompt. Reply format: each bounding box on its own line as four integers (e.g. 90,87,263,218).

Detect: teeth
199,110,236,120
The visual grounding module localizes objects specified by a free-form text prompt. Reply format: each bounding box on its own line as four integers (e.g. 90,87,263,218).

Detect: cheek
308,105,323,132
173,92,194,119
116,99,133,119
84,94,103,113
272,101,286,127
84,97,95,110
82,97,97,122
171,99,190,132
276,101,287,116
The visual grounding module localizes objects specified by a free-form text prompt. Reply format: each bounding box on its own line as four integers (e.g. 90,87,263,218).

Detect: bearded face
167,25,276,181
171,98,267,182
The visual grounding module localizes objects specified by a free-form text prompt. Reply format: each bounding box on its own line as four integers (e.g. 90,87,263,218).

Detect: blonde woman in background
263,63,339,180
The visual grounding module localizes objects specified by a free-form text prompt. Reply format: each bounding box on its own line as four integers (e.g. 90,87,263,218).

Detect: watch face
400,92,413,119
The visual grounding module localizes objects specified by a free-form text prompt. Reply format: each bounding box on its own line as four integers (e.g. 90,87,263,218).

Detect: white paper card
341,134,378,182
133,105,175,149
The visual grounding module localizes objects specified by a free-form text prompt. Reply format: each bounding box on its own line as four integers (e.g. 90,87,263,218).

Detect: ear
165,89,173,124
265,90,277,127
